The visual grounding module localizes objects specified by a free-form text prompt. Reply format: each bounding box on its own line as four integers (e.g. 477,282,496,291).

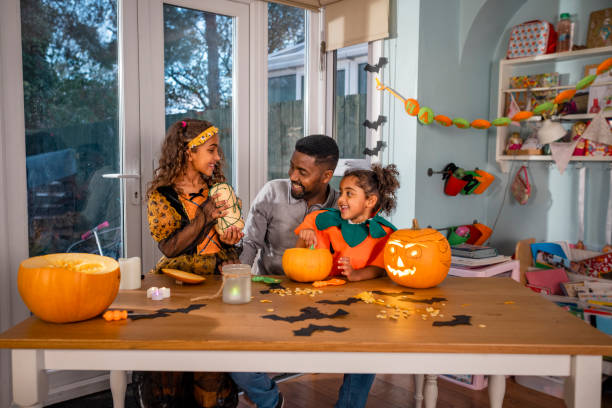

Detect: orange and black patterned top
147,186,222,255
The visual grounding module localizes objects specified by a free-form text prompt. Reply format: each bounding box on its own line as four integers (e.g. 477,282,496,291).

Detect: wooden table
1,275,611,408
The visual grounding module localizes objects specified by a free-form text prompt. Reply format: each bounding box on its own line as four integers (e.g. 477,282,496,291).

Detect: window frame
326,40,383,176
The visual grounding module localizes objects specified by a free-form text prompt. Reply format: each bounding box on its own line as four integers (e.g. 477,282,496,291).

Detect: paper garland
376,57,612,129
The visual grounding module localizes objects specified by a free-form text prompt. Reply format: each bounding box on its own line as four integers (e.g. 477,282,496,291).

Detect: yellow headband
187,126,218,149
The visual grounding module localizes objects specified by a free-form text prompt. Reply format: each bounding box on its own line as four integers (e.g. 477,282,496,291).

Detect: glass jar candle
222,264,252,304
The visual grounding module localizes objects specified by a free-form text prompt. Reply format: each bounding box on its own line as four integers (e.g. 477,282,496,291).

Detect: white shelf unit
495,46,612,173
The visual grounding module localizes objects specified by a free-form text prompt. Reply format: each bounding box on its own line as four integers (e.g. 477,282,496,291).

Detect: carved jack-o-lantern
384,219,451,288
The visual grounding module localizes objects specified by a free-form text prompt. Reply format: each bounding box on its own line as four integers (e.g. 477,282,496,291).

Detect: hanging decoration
375,57,612,129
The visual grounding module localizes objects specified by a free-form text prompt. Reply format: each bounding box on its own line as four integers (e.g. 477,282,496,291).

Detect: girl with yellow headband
140,118,243,407
146,118,243,275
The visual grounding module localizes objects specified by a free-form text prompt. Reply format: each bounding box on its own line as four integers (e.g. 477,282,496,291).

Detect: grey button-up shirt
239,179,339,275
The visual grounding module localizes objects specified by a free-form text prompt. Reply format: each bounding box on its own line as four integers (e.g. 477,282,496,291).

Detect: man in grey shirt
240,135,340,275
232,135,376,408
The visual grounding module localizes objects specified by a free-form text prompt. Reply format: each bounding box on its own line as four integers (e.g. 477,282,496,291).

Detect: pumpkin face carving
384,220,451,288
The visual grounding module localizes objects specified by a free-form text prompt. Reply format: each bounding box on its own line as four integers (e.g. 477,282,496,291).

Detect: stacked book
450,243,511,268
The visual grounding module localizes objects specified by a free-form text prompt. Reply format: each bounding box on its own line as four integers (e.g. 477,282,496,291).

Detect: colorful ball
491,117,511,127
418,107,434,125
404,99,420,116
452,118,470,129
471,119,491,129
434,115,452,127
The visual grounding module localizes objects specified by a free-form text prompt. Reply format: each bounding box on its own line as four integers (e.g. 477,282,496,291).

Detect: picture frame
584,63,612,113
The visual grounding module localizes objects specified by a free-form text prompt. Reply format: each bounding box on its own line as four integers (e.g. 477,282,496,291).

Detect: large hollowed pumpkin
384,219,451,288
282,248,333,282
18,253,120,323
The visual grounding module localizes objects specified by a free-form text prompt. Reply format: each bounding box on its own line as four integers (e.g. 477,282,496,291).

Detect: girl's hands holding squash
219,226,244,245
198,193,230,225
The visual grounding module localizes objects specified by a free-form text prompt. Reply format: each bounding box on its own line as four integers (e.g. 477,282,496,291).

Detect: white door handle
102,173,140,179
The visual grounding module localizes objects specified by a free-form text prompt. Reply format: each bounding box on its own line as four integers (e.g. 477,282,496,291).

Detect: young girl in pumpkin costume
295,164,399,281
137,119,244,408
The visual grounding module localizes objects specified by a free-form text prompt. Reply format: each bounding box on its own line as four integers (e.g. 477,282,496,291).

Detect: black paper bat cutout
398,297,447,305
316,297,361,306
432,315,471,327
363,57,388,73
363,115,387,130
262,307,348,323
129,304,206,320
371,290,415,297
293,324,349,336
363,141,386,156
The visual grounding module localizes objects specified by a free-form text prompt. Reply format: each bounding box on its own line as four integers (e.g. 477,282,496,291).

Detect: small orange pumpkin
383,219,451,288
471,119,491,129
282,247,333,282
18,253,120,323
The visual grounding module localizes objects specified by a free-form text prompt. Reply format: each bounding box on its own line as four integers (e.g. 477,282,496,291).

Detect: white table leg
414,374,424,408
564,355,602,408
12,349,48,408
110,370,127,408
488,375,505,408
423,374,437,408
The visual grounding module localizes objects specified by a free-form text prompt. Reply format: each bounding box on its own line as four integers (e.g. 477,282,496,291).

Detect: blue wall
383,0,611,255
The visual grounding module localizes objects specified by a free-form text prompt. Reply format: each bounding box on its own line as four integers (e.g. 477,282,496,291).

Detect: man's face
288,151,329,200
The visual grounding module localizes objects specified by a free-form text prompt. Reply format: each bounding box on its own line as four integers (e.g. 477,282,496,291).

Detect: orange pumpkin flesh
282,248,333,282
18,253,120,323
384,219,451,288
162,268,206,284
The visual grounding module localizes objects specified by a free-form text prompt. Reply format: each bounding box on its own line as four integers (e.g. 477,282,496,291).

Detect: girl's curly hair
343,164,400,215
147,118,226,198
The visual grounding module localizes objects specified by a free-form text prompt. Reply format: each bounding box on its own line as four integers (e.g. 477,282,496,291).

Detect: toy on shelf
571,121,587,156
505,132,523,153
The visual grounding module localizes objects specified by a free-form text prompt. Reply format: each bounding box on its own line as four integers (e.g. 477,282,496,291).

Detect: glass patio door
139,0,250,272
20,0,141,260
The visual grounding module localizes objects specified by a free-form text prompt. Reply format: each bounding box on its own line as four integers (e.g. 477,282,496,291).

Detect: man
240,134,340,275
232,135,375,408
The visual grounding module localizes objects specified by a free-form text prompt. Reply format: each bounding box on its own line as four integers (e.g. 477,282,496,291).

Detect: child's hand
338,257,357,280
299,229,317,248
220,226,244,245
201,193,230,221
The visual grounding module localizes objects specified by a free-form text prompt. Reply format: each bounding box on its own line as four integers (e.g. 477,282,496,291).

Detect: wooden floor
238,374,612,408
47,373,612,408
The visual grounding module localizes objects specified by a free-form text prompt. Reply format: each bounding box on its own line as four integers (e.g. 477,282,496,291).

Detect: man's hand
298,229,317,248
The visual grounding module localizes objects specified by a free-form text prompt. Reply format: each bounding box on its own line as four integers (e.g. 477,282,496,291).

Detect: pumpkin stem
412,219,420,230
309,244,315,250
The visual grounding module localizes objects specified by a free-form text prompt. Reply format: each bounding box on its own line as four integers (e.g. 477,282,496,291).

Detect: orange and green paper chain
376,56,612,130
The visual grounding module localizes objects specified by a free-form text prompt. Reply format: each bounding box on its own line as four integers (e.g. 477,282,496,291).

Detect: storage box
440,374,488,390
506,20,557,59
514,375,564,398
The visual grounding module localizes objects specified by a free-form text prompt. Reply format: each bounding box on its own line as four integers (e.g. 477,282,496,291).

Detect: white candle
119,257,141,290
160,287,171,299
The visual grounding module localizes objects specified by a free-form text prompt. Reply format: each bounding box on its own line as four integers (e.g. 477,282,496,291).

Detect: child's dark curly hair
343,164,400,215
147,118,226,198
